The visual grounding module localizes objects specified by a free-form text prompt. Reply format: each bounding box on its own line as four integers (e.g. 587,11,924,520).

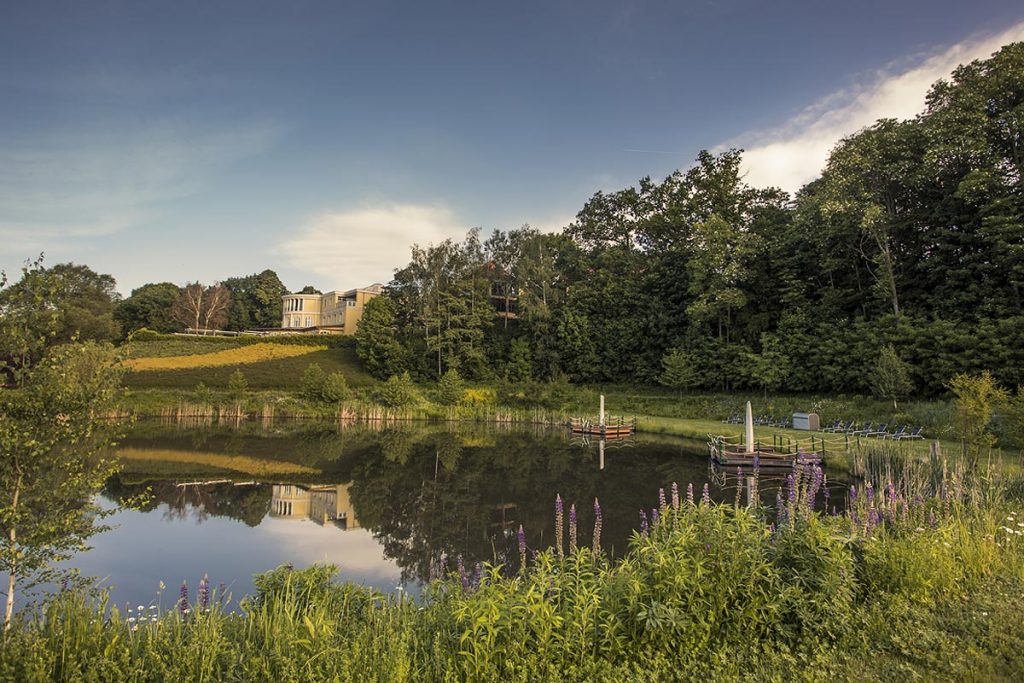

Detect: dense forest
4,42,1022,397
359,42,1024,396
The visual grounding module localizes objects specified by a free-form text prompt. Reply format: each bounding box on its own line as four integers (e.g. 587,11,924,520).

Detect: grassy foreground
3,453,1023,682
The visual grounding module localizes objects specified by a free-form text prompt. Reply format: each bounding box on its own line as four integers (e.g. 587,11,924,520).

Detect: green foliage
355,296,407,379
869,344,914,409
0,341,125,629
227,369,248,401
505,337,533,381
222,270,289,330
300,362,327,402
114,282,182,335
321,372,350,403
375,371,418,408
948,371,1009,462
659,348,702,391
194,381,213,405
435,368,465,406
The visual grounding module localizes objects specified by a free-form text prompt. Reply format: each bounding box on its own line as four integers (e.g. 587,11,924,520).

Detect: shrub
301,362,328,401
375,371,418,408
436,368,465,406
227,369,248,400
321,372,349,403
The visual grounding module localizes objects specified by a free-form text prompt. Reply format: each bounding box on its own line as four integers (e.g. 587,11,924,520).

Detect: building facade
280,284,383,334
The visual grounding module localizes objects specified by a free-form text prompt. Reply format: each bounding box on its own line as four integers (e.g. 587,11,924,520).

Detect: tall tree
114,282,182,334
171,282,231,332
223,270,289,330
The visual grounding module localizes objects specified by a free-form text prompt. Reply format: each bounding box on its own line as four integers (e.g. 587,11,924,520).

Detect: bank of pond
2,418,1023,681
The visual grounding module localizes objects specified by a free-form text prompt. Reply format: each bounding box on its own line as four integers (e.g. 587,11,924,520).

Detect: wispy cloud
733,22,1024,193
282,203,470,288
0,121,280,254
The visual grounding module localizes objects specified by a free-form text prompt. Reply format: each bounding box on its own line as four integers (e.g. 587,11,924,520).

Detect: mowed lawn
123,344,376,389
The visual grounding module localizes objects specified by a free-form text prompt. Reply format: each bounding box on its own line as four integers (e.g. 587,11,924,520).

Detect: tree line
356,42,1024,397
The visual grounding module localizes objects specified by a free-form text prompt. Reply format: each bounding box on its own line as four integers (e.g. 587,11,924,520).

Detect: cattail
592,498,603,556
518,524,527,571
569,504,578,554
555,494,564,559
671,482,680,510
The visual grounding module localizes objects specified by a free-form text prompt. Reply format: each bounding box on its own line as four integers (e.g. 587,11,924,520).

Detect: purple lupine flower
702,483,710,506
659,488,667,512
217,583,227,606
518,524,527,571
752,453,761,474
198,574,210,612
776,489,785,525
651,508,659,528
928,509,936,528
823,474,830,509
671,482,680,511
639,510,649,537
866,482,875,507
178,581,190,615
849,485,858,503
569,504,578,554
687,483,694,506
786,473,798,507
472,562,483,589
912,494,923,509
592,499,603,555
457,555,469,591
555,494,565,559
735,467,744,508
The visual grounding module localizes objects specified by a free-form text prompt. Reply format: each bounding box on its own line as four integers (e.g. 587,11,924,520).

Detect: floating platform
709,438,823,469
568,417,636,438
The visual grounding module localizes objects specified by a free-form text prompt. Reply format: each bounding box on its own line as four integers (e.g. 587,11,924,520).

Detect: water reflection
77,419,847,607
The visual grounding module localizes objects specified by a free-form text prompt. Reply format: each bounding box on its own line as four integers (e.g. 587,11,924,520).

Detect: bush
436,368,465,406
227,369,247,400
301,362,328,402
375,371,418,408
321,372,349,403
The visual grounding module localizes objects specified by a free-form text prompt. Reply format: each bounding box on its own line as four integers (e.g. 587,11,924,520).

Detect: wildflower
472,562,482,589
569,504,578,554
592,498,603,555
687,483,694,506
702,483,710,506
457,555,469,591
178,581,190,615
671,482,680,510
929,510,937,528
651,508,659,528
198,574,210,612
555,494,565,559
639,510,649,537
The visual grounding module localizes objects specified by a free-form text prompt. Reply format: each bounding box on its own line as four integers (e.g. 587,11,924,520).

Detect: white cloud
734,22,1024,193
282,203,470,288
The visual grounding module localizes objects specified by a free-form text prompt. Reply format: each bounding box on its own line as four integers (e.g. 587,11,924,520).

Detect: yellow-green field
124,342,323,371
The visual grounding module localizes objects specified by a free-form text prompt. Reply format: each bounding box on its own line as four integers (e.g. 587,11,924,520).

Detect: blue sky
2,1,1023,294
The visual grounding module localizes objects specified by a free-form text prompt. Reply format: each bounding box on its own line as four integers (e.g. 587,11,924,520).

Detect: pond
53,419,847,610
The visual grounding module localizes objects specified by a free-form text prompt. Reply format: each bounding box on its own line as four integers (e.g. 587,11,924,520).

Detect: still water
56,419,843,610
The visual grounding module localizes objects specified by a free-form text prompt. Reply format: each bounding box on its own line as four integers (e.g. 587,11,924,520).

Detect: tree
301,363,328,402
436,368,465,406
659,348,702,392
227,369,248,401
354,296,407,379
44,263,120,343
0,341,124,630
114,282,182,334
223,270,289,330
171,282,231,332
948,371,1009,467
869,344,914,410
321,372,350,403
742,335,792,398
375,372,418,408
505,337,532,382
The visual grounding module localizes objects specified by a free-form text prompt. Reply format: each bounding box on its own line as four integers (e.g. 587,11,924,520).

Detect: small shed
792,412,820,431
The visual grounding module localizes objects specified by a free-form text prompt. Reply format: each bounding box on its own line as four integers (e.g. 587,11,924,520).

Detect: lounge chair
777,417,792,429
897,426,924,440
850,422,873,436
722,413,738,424
884,425,906,440
822,420,842,432
866,423,888,437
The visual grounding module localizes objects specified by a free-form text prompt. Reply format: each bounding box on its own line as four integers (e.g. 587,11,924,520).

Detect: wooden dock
708,435,823,468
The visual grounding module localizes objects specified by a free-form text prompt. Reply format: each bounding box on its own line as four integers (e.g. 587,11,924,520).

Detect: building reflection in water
270,483,359,530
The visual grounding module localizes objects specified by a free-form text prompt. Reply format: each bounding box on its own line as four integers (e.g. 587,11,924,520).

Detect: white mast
599,394,605,427
745,401,755,454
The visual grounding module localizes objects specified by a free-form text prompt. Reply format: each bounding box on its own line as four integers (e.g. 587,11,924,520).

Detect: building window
305,316,312,327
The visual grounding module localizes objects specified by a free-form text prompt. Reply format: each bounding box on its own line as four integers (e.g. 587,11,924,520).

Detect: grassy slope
123,346,375,389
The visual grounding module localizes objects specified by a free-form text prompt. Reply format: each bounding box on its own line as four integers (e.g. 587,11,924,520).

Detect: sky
2,1,1023,295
